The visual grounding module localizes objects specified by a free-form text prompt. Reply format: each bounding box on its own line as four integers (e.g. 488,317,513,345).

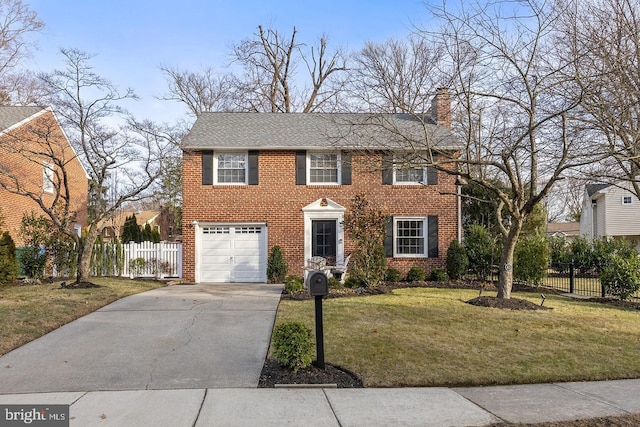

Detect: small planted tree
446,240,468,280
267,245,288,283
0,231,17,284
121,215,141,244
343,194,388,287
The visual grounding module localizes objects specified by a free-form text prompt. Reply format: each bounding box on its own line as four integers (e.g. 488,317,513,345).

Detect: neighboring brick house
181,95,462,283
0,106,88,245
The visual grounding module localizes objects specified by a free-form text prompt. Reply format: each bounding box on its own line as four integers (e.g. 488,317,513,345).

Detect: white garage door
198,225,267,283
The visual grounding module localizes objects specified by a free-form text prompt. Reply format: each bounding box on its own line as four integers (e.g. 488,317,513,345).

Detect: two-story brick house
181,95,462,283
0,106,88,245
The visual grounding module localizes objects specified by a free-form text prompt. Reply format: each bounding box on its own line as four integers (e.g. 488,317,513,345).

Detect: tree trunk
75,226,99,284
496,219,524,299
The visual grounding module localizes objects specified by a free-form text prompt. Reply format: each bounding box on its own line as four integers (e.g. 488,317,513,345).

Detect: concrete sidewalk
1,379,639,426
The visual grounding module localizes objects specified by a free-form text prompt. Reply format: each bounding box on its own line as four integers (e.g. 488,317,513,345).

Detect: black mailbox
307,271,329,296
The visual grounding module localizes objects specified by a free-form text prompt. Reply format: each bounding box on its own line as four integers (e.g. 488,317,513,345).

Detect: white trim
306,151,342,185
302,199,346,271
213,151,248,185
393,216,429,258
393,165,427,185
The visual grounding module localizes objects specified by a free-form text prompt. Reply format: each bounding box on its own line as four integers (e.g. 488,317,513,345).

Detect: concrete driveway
0,283,283,394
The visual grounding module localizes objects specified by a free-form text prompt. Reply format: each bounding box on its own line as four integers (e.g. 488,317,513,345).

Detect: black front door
312,220,337,259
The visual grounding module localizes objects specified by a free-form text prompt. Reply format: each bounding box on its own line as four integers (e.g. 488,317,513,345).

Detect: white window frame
622,195,633,205
393,217,429,258
214,151,248,185
43,161,54,193
393,165,427,185
307,151,341,185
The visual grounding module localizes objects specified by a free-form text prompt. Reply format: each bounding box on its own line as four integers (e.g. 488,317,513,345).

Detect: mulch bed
259,359,363,388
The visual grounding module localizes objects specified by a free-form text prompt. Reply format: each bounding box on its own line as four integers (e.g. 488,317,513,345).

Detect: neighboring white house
579,182,640,248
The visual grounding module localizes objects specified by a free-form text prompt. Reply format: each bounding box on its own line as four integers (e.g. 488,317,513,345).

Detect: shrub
600,254,640,301
429,268,449,282
0,231,17,284
344,275,365,289
128,257,147,277
284,275,303,294
446,240,468,280
548,234,571,272
385,268,402,282
267,245,288,283
343,194,388,287
570,236,594,272
328,276,342,289
514,234,550,286
465,224,498,280
18,245,46,279
272,321,313,371
406,266,426,282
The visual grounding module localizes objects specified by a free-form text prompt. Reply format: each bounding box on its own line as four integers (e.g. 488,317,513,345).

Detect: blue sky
23,0,430,123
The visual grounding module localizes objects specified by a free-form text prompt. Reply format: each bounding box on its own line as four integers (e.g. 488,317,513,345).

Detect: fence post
602,280,606,298
158,242,164,280
569,261,575,294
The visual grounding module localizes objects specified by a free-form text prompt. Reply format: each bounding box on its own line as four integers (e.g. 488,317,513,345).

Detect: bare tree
558,0,640,198
162,25,347,115
158,65,233,116
346,1,600,298
29,48,174,284
230,25,347,113
348,36,446,113
0,0,44,103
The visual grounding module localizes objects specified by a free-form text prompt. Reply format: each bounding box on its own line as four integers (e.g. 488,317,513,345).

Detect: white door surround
302,198,346,268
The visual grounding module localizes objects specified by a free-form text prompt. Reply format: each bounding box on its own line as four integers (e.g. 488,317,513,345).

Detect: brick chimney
431,88,451,129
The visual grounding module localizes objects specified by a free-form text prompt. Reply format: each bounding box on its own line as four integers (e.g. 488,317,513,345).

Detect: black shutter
382,152,393,185
428,216,439,257
341,151,352,185
202,151,213,185
426,153,438,185
248,150,259,185
295,150,306,185
384,217,394,257
426,167,438,185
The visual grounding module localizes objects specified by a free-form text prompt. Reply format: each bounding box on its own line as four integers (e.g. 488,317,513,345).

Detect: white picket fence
122,241,182,279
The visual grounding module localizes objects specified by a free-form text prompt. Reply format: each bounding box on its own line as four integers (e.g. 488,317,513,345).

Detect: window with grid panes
216,153,246,184
395,219,425,255
309,153,339,184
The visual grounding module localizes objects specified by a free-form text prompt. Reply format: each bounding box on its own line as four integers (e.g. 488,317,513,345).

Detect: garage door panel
198,225,266,283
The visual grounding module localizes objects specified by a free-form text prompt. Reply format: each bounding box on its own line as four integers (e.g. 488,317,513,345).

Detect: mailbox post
307,271,329,369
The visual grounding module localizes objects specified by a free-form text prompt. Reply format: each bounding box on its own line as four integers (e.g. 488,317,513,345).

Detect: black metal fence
542,263,605,298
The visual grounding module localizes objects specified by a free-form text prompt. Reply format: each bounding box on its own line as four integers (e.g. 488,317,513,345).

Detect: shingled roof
181,112,462,151
0,106,46,133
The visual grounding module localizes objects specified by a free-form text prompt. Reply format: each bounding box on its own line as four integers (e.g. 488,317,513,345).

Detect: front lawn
273,288,640,387
0,278,164,356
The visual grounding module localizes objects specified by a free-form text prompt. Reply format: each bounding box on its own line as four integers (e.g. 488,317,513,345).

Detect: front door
312,220,337,262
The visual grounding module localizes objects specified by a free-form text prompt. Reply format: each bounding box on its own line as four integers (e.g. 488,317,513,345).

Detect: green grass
0,277,164,356
273,288,640,387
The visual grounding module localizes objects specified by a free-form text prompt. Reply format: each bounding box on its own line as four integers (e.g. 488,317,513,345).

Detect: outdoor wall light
190,220,198,227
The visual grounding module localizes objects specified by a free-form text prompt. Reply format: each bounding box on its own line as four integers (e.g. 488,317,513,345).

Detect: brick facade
182,149,459,281
0,109,88,245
